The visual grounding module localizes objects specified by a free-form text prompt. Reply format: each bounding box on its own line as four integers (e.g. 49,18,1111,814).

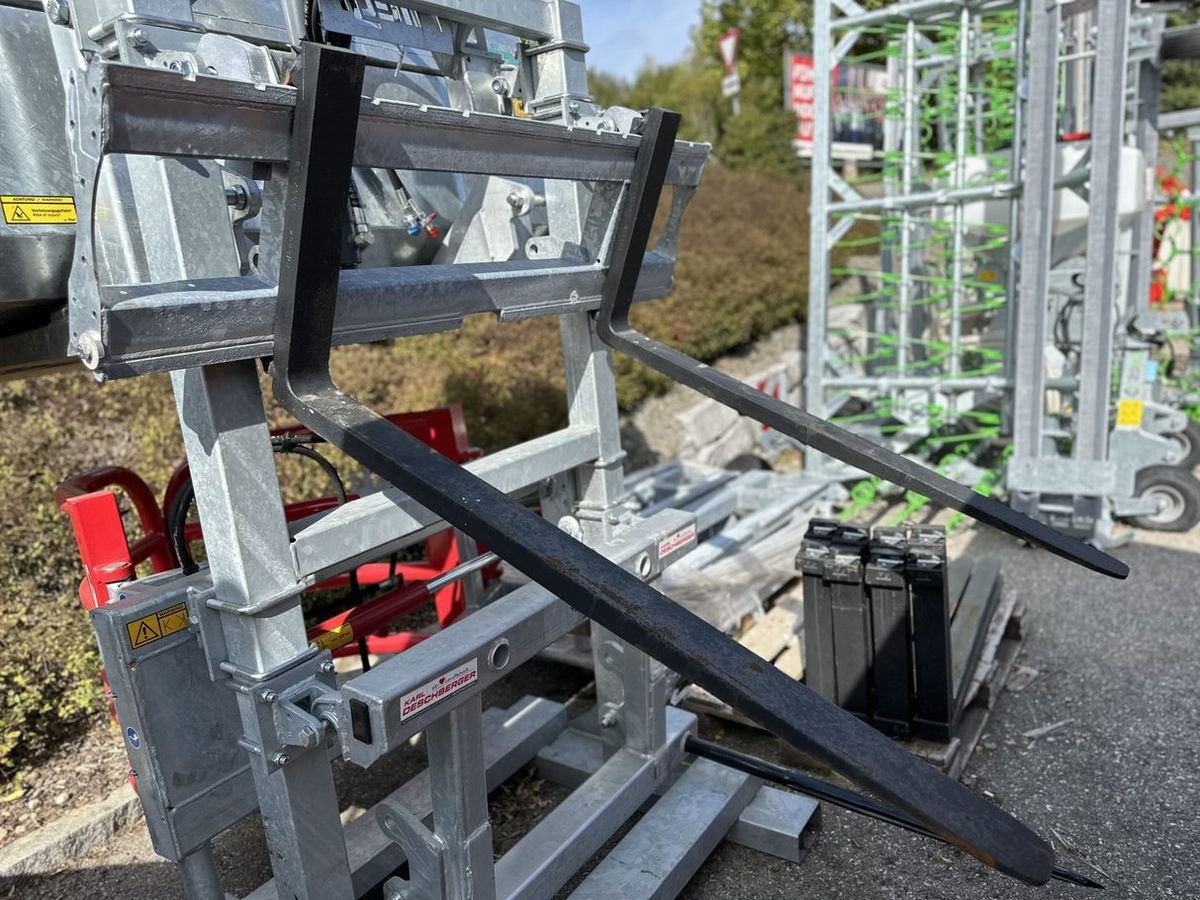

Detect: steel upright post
427,695,498,900
806,0,835,472
1125,17,1164,321
1073,0,1130,515
172,363,355,900
1009,0,1061,511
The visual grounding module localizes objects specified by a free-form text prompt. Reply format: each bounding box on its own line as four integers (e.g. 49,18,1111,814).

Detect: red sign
787,54,817,146
718,28,740,75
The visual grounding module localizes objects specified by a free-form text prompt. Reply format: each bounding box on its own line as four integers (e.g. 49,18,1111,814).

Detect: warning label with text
400,659,478,721
658,524,697,559
127,602,190,650
1116,398,1144,429
2,195,77,226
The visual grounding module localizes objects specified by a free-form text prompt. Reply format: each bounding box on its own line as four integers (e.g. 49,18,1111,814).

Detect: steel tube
896,21,919,377
827,180,1018,214
834,0,1013,29
948,8,972,382
823,374,1077,390
1002,0,1027,388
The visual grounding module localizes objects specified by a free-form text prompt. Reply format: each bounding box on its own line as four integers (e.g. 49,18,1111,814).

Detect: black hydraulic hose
168,479,198,576
169,439,349,574
683,735,1103,891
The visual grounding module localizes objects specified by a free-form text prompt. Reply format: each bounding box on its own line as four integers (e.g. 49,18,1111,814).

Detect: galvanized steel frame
807,0,1026,464
48,6,820,899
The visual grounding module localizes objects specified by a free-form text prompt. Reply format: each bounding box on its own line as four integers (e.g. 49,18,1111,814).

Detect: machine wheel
1163,419,1200,470
1131,465,1200,532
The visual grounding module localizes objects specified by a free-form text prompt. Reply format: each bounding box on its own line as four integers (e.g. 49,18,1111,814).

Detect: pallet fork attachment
271,43,1119,887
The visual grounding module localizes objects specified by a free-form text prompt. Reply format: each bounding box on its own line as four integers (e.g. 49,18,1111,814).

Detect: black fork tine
595,108,1127,582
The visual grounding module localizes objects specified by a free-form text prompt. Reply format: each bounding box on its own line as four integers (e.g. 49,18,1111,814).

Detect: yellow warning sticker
126,602,190,650
1,195,77,226
1116,398,1144,429
311,623,355,653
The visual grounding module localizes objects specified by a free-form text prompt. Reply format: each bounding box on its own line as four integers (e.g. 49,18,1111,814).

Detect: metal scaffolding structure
807,0,1200,541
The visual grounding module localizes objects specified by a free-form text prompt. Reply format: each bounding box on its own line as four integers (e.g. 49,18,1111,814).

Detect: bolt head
46,0,68,25
557,516,584,541
257,688,278,704
76,331,104,370
130,27,148,46
319,659,336,675
271,752,290,767
600,711,619,729
491,77,508,95
299,725,320,747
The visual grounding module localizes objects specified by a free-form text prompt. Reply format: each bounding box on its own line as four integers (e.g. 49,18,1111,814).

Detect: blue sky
578,0,704,81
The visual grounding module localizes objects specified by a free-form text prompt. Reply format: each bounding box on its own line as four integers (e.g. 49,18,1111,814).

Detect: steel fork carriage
28,4,1122,895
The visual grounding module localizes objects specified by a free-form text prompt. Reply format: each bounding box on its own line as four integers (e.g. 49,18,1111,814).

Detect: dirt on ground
0,718,128,849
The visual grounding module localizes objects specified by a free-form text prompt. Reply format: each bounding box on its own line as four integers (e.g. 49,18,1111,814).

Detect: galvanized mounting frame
2,0,704,379
47,5,819,899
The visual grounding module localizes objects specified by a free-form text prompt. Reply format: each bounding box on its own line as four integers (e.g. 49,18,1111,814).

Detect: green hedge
0,161,815,777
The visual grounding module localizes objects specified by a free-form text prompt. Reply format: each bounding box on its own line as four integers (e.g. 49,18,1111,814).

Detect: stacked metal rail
807,0,1200,541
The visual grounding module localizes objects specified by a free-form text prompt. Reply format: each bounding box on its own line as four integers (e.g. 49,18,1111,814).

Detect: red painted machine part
58,406,495,666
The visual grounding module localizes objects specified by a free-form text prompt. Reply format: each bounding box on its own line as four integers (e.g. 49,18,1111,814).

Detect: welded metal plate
91,573,254,860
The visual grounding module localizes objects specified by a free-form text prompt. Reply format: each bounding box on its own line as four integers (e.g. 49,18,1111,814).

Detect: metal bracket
274,676,339,752
240,652,338,773
185,584,229,684
377,799,449,900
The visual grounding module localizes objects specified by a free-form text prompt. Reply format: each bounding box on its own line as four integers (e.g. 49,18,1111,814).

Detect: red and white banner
787,53,817,148
787,53,888,158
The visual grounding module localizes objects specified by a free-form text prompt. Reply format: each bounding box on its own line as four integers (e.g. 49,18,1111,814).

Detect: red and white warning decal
400,658,478,722
658,524,697,559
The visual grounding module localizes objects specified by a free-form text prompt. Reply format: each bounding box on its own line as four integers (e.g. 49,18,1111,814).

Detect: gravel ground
0,719,129,848
683,524,1200,900
7,522,1199,899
